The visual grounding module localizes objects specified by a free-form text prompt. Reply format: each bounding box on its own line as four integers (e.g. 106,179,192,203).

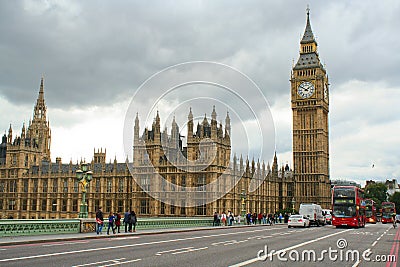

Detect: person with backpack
128,210,137,232
107,211,115,235
95,207,104,235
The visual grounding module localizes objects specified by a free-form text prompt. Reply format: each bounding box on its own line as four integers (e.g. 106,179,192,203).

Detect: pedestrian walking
124,210,130,233
128,210,137,232
213,212,219,226
95,207,104,235
107,212,115,235
114,212,121,233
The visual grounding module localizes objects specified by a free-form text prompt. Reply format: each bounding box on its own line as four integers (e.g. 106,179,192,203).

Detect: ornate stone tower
28,76,51,161
290,8,331,208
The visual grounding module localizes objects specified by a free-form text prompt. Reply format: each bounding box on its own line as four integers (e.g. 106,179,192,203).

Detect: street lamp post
241,189,247,220
76,162,93,218
291,197,295,214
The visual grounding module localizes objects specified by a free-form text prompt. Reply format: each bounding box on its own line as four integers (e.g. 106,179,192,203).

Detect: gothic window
43,180,48,193
25,155,28,167
0,181,4,192
32,199,37,211
74,180,79,193
107,179,112,193
197,174,206,191
52,199,57,211
94,200,100,212
160,202,165,215
41,199,47,211
12,154,16,166
72,200,78,212
33,179,38,193
63,179,68,193
9,180,17,192
196,203,206,215
52,179,58,193
95,179,100,193
106,200,112,212
181,176,186,191
8,199,15,210
22,199,27,210
140,199,150,214
180,200,186,215
161,179,166,191
171,176,176,191
23,180,28,192
118,178,124,192
170,202,175,215
118,200,123,212
62,199,67,212
140,175,150,191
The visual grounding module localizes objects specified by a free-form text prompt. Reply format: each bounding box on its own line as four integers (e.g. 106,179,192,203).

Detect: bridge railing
0,217,214,237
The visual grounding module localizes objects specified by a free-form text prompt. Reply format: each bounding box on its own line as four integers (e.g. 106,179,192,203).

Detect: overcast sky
1,0,399,186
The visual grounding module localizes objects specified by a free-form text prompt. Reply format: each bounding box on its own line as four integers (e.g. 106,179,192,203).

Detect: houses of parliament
0,10,331,219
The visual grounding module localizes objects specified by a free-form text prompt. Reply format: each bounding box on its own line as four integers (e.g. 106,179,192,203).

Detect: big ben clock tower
291,8,331,208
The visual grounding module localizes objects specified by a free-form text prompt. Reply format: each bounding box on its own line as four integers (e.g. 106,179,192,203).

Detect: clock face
324,84,329,102
297,81,315,99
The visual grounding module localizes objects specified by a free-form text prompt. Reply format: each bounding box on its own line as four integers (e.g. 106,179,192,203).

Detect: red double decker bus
381,202,396,224
332,186,366,228
365,199,377,224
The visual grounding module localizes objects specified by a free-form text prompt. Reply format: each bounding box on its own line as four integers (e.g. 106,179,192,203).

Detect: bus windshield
332,204,356,217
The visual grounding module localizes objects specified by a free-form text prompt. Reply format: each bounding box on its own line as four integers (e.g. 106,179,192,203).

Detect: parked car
288,214,310,228
396,214,400,223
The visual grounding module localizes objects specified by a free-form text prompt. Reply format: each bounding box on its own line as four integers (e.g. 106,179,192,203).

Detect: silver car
288,215,310,228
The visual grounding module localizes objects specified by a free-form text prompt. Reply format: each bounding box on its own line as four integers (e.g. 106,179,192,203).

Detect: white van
299,203,325,226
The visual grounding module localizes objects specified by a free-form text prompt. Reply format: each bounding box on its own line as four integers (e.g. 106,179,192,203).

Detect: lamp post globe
76,162,92,218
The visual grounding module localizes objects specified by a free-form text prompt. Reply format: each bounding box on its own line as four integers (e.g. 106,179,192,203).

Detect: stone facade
0,79,295,219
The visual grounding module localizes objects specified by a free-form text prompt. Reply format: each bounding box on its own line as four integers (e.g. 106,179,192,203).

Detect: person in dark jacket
95,207,104,234
123,211,130,233
107,212,115,235
128,210,137,232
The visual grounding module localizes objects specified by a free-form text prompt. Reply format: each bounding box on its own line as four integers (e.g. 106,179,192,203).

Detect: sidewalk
0,223,281,246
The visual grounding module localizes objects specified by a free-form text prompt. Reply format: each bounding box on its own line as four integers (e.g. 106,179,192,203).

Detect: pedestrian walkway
0,223,283,246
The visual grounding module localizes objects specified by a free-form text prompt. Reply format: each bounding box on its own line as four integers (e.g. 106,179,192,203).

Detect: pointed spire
211,105,217,121
188,107,193,121
7,124,12,143
301,6,315,44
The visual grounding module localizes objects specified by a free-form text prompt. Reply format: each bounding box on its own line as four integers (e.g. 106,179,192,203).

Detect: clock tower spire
291,8,331,209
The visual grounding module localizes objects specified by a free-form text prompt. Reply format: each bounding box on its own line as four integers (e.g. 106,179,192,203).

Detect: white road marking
156,247,194,256
98,258,141,267
72,258,126,266
212,240,236,246
230,228,353,266
42,241,89,247
171,246,208,255
372,240,378,247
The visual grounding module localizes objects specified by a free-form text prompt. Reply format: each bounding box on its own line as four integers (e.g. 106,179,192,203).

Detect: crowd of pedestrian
95,207,137,235
212,210,291,226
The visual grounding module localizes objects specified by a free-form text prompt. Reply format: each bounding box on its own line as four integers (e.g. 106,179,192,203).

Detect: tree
389,192,400,214
364,183,388,208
